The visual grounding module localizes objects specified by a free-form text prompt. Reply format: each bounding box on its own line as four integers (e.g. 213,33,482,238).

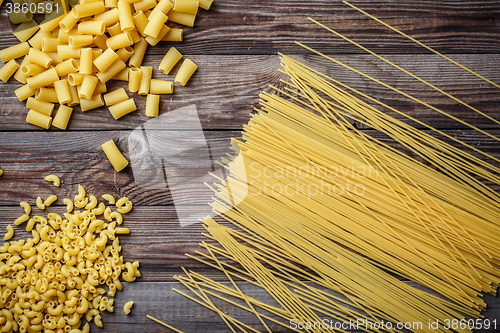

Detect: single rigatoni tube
93,34,109,50
27,68,60,89
0,42,30,63
104,88,128,106
80,75,99,99
54,79,72,104
129,38,148,68
144,11,168,38
128,29,141,44
21,64,45,79
158,47,182,74
28,48,53,68
39,7,65,32
78,20,106,35
52,104,73,130
108,98,136,119
15,84,36,101
149,79,173,94
69,35,94,48
145,94,159,117
175,59,197,86
55,58,80,76
58,45,82,60
68,84,80,106
132,10,149,37
10,10,33,24
95,8,120,26
14,56,30,84
14,20,40,42
101,140,128,172
26,110,52,129
46,52,63,65
150,0,173,17
96,58,125,83
168,11,196,27
26,97,55,116
58,28,79,43
105,0,118,8
106,32,134,50
138,66,152,95
112,67,129,81
59,11,79,32
79,48,93,75
116,46,135,62
134,0,156,12
161,28,183,42
145,25,169,46
95,81,108,94
35,87,59,103
80,93,104,111
118,0,135,31
198,0,213,10
107,21,122,36
72,2,106,18
42,38,63,52
0,60,20,82
68,73,85,86
173,0,199,15
93,48,119,72
29,30,51,50
128,67,141,92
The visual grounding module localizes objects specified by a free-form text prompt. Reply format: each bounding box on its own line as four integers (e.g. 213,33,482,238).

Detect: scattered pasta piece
123,301,134,315
3,225,14,241
102,194,115,205
44,174,61,187
35,196,45,210
20,201,31,214
102,140,129,172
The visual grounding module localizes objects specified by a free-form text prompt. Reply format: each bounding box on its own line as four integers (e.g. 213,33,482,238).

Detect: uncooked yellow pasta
42,37,63,52
35,87,59,103
54,58,80,77
107,21,122,36
161,28,183,42
150,0,173,17
46,51,63,65
68,84,80,106
95,81,108,94
149,79,173,94
0,60,20,83
93,34,109,50
14,56,30,84
9,10,33,24
59,11,79,33
112,67,130,81
106,32,134,50
78,20,106,35
39,7,65,32
79,48,93,75
14,20,40,43
93,48,119,72
101,140,129,172
102,194,115,204
144,11,168,38
0,42,30,63
129,38,148,68
44,195,57,206
198,0,213,10
72,2,106,18
128,67,141,92
118,0,135,31
20,201,31,215
105,0,118,8
80,93,104,111
123,301,133,315
138,66,152,95
58,45,82,60
168,10,196,27
145,24,170,46
44,174,61,187
79,74,99,99
134,0,156,12
104,88,129,106
54,79,72,104
28,48,54,68
145,94,159,117
69,35,94,48
29,30,51,50
58,28,80,43
95,8,120,26
128,28,141,44
96,58,126,83
26,97,55,116
21,63,45,77
174,59,197,86
15,84,36,101
173,0,199,15
116,46,135,62
132,10,149,37
108,98,137,119
26,110,52,129
158,47,182,74
4,225,14,241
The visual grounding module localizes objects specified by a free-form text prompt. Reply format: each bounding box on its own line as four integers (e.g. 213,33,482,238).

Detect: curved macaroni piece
94,314,103,328
75,185,86,201
14,214,29,225
92,202,106,215
4,225,14,241
110,212,123,224
117,201,133,214
101,194,115,205
43,195,57,207
63,198,74,213
20,201,31,215
44,174,61,187
115,227,130,234
74,197,89,209
85,195,98,210
115,196,129,208
123,300,134,315
36,196,46,210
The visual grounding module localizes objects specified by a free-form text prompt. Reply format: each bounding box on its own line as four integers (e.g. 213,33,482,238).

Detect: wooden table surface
1,0,500,332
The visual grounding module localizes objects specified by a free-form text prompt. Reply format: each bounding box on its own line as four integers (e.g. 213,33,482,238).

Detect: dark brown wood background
1,0,500,332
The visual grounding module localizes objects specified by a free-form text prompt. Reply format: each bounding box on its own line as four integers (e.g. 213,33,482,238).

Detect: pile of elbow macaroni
1,176,139,333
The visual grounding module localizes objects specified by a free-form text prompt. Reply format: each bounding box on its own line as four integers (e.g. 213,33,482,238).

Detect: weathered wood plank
1,54,500,131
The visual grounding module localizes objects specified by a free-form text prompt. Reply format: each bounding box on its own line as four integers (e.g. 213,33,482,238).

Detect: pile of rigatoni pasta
0,0,212,129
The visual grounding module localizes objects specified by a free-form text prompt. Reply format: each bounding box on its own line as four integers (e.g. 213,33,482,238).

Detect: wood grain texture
0,0,499,332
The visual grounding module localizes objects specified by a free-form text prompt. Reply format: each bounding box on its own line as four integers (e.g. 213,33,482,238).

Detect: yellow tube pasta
79,48,93,75
198,0,213,10
104,88,128,106
134,0,156,12
93,34,109,50
161,28,183,42
145,94,159,117
27,68,60,89
26,110,52,129
72,2,106,18
150,0,173,17
106,32,134,50
112,67,129,81
59,11,79,32
105,0,118,8
55,58,80,76
36,87,59,103
68,73,85,86
118,0,135,31
42,37,64,52
26,97,55,116
175,58,197,86
79,74,99,99
168,10,196,27
132,10,149,37
108,98,136,119
68,84,80,106
128,28,141,44
145,24,169,46
96,58,125,83
58,45,82,60
94,48,119,72
58,28,79,43
116,46,134,62
69,35,94,48
46,52,64,65
14,20,40,43
54,79,72,104
52,104,73,130
80,93,104,111
29,30,51,50
158,47,182,74
0,60,20,82
138,66,152,95
149,79,173,94
21,63,45,77
95,8,120,26
129,38,148,68
101,140,128,172
173,0,199,15
28,48,53,68
10,11,33,24
128,67,141,92
0,42,30,63
14,56,30,84
39,7,66,32
15,84,36,101
95,81,108,94
143,11,168,38
107,21,122,36
78,20,106,35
